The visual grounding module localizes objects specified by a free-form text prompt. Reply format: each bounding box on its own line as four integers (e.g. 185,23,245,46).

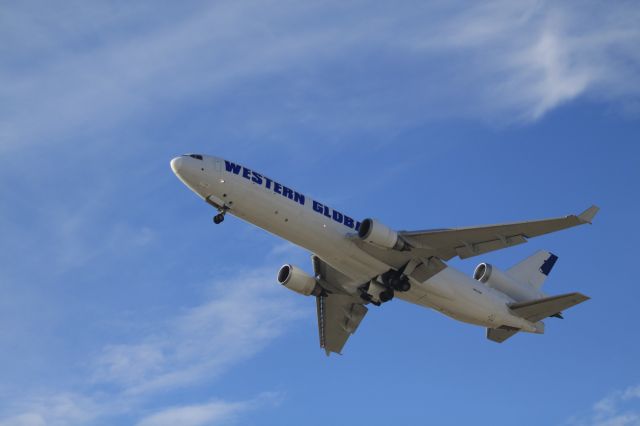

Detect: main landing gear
379,288,395,303
359,283,395,306
381,270,411,292
360,269,410,306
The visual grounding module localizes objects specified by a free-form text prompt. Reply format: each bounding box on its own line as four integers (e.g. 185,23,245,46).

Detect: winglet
578,205,599,224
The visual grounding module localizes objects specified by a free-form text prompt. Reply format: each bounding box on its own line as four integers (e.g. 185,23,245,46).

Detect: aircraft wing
400,205,599,261
313,256,368,355
316,294,368,355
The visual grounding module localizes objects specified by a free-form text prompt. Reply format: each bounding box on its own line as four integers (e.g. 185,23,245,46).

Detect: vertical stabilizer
507,250,558,290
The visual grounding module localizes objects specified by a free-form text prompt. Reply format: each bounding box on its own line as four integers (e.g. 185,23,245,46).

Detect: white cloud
136,401,245,426
267,241,308,263
0,268,303,425
428,0,640,122
625,387,640,401
0,394,99,426
0,392,277,426
567,384,640,426
1,0,638,152
136,393,279,426
93,268,304,395
0,414,45,426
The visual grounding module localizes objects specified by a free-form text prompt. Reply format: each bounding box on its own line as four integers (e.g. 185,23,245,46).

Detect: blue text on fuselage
224,161,360,231
312,200,360,231
225,161,305,205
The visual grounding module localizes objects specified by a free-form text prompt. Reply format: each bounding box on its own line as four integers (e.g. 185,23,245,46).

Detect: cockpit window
184,154,203,160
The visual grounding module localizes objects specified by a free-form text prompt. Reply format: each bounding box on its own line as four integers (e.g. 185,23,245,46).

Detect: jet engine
473,263,543,302
277,264,320,296
358,218,406,250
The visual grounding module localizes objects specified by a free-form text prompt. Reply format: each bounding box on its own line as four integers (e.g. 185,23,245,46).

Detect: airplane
171,153,599,355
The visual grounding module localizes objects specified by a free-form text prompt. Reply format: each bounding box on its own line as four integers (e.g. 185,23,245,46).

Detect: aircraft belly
402,267,507,327
228,179,389,286
395,286,428,304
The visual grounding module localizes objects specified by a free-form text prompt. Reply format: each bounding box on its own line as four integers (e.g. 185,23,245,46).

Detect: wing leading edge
401,205,599,261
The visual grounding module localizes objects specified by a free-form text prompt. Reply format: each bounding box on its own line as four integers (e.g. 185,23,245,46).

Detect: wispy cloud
93,268,304,395
0,269,303,425
567,384,640,426
267,241,308,262
1,0,638,153
0,393,99,426
136,393,279,426
0,392,276,426
136,400,246,426
431,0,640,122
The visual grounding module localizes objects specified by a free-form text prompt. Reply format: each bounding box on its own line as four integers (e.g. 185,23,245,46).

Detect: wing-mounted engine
474,263,544,302
277,264,322,296
358,218,407,250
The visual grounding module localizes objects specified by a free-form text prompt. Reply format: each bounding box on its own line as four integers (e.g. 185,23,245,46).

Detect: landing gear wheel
379,289,394,303
213,213,225,224
397,279,410,292
389,276,411,292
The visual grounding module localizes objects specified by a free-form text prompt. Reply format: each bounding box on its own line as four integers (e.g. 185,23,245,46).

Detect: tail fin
507,250,558,290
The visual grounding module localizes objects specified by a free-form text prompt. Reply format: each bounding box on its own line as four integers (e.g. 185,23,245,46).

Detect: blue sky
1,1,639,425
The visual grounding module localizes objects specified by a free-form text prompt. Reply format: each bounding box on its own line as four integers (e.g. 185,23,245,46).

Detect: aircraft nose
170,156,183,175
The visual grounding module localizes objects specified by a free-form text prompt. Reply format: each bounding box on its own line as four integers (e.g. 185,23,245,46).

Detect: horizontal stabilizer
509,292,590,323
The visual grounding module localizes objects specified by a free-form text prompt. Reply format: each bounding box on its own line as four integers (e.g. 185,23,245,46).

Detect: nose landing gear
206,195,229,225
212,205,229,225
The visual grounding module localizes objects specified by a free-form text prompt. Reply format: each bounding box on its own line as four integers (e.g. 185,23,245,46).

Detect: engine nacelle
474,263,544,302
358,218,406,250
277,264,319,296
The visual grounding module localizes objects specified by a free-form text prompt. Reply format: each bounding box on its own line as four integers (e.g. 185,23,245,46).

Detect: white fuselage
171,155,541,333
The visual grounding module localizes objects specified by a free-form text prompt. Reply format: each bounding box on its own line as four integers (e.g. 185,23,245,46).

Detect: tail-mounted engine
358,218,406,250
277,264,321,296
474,263,543,302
